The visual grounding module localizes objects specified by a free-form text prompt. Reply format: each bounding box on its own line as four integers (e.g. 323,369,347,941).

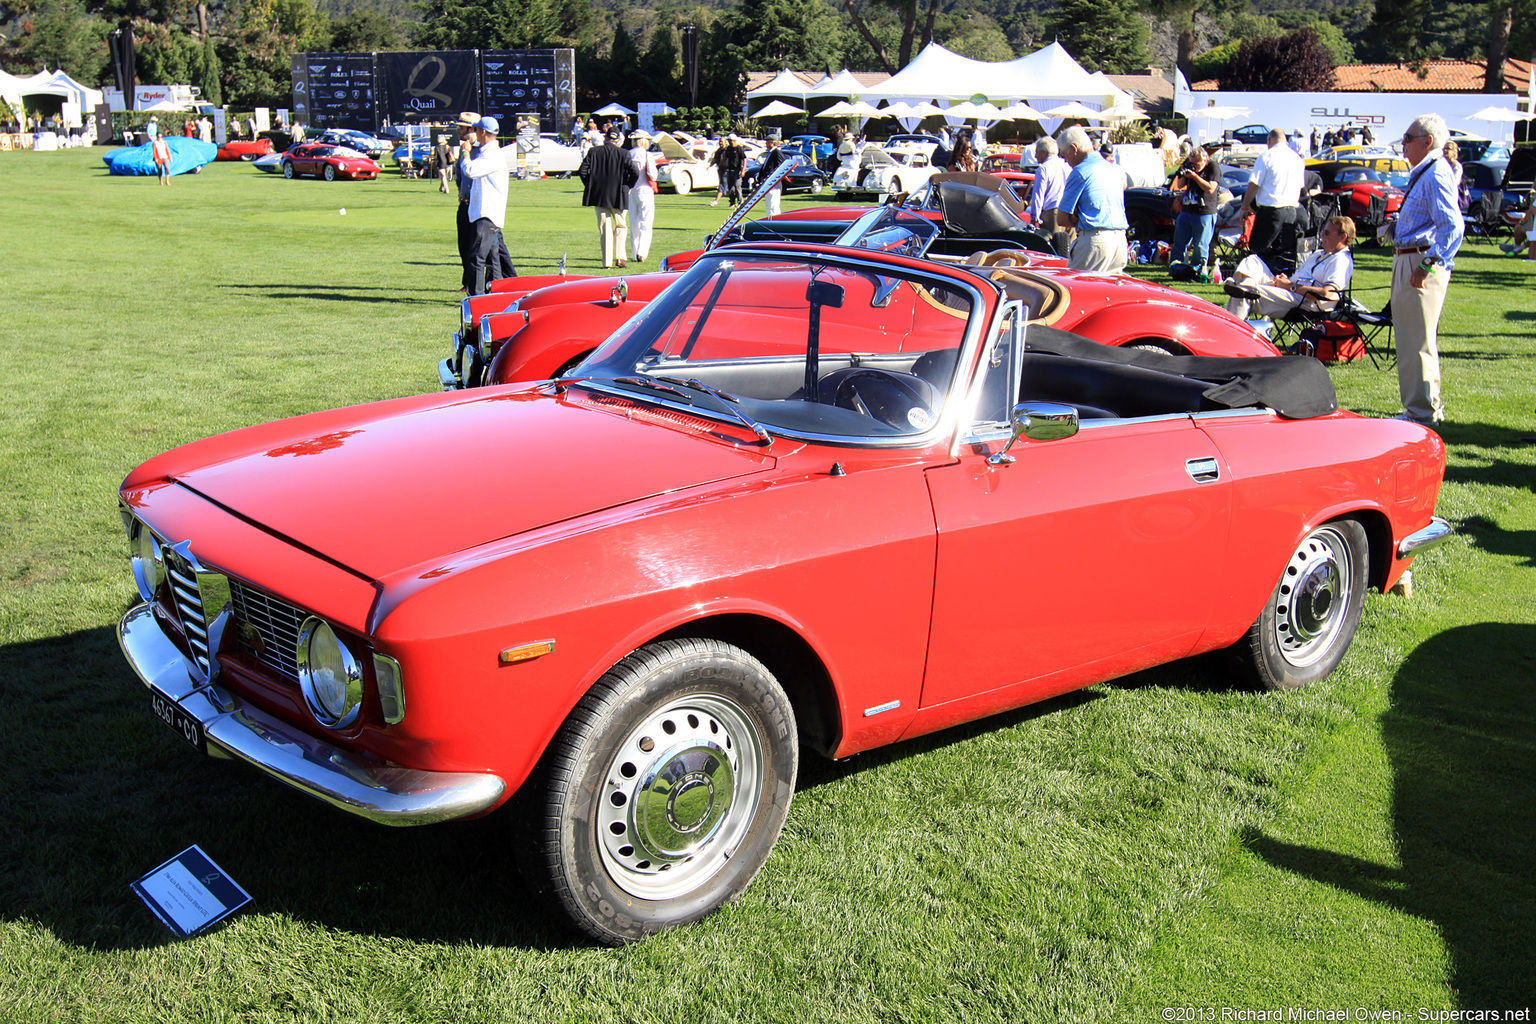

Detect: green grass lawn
1,148,1531,1023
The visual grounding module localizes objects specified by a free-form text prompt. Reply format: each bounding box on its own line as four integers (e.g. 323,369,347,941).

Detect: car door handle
1185,457,1221,483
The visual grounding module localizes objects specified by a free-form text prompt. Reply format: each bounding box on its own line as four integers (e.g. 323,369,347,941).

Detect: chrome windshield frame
566,244,999,450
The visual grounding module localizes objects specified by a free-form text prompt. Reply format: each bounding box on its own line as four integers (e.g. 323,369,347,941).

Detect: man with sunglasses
1391,114,1463,426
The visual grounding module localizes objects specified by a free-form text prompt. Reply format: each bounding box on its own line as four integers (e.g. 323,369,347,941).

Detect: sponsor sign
380,50,479,124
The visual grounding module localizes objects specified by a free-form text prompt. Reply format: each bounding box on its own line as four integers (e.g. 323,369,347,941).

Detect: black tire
1241,518,1368,690
1128,211,1155,243
522,638,798,945
323,164,336,181
1124,340,1179,355
281,161,294,179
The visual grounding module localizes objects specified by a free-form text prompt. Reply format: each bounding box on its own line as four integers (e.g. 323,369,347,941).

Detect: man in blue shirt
1057,126,1129,273
1391,113,1463,425
1026,136,1070,254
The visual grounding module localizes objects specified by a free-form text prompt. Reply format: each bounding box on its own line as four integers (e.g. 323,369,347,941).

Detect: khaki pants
1391,253,1449,423
1068,229,1128,273
597,207,629,268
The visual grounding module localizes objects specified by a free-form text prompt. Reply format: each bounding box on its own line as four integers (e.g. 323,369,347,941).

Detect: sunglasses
1402,132,1428,144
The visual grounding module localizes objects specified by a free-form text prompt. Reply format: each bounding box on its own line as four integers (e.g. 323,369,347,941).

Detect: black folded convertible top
1025,325,1338,420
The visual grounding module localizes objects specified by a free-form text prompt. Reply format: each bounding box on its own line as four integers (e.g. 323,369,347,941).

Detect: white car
536,133,584,173
655,133,720,195
832,142,940,197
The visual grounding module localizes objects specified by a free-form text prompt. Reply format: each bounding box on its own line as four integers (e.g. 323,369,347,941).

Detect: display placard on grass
131,845,251,938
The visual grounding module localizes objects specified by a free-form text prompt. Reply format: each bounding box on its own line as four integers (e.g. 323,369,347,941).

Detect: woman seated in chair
1224,215,1355,321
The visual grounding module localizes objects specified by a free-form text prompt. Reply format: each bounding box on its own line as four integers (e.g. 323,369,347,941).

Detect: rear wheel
1241,518,1368,690
521,638,798,944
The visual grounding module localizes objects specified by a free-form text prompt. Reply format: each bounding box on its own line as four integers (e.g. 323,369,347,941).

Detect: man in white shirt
462,115,513,294
1242,129,1306,267
1225,216,1356,320
1026,137,1070,236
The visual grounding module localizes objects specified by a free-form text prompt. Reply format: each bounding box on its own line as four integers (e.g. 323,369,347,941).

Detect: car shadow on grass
0,623,583,952
1240,622,1536,1006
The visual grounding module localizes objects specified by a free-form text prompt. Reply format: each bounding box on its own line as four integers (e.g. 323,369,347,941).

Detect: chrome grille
230,581,305,681
163,549,211,675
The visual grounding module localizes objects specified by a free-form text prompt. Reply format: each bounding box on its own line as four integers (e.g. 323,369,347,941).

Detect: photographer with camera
1168,146,1220,277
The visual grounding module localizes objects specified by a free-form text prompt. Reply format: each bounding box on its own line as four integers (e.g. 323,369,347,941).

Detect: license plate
149,685,205,753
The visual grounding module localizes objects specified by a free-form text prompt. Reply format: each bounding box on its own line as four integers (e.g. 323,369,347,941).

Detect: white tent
861,41,1122,111
0,67,103,128
593,102,636,117
746,68,812,99
808,69,867,99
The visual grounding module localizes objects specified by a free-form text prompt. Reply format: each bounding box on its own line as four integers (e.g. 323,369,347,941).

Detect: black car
742,156,829,195
1229,124,1270,146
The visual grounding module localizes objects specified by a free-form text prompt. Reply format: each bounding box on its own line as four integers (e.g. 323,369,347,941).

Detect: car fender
1068,303,1278,357
367,452,941,798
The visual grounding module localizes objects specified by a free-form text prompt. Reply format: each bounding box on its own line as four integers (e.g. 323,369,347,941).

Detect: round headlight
297,617,363,728
130,521,163,601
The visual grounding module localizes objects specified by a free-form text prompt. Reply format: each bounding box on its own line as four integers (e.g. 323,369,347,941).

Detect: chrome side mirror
987,402,1079,465
609,278,628,307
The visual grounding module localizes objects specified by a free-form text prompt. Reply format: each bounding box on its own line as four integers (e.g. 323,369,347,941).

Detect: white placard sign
131,845,252,938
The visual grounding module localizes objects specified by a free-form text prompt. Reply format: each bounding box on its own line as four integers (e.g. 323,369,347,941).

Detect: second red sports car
279,143,380,181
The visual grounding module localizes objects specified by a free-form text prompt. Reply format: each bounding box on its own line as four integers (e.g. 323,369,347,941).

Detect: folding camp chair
1464,191,1509,244
1328,283,1395,369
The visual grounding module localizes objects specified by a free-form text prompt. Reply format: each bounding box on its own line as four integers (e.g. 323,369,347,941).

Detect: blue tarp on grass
103,137,218,177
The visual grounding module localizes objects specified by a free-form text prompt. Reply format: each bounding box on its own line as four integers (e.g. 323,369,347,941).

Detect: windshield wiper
649,375,772,445
558,374,771,445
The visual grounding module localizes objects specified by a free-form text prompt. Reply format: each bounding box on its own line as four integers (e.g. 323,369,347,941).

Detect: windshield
575,252,979,442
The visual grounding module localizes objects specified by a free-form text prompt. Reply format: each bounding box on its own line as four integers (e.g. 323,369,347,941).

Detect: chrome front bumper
1397,516,1453,559
437,355,462,390
118,602,505,826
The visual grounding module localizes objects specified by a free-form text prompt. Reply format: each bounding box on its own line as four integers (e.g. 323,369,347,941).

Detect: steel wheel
594,692,764,900
674,171,691,195
1241,518,1368,690
522,638,797,944
808,177,824,195
281,161,294,178
323,164,336,181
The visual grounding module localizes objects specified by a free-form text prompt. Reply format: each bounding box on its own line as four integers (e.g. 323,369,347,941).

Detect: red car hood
159,388,774,579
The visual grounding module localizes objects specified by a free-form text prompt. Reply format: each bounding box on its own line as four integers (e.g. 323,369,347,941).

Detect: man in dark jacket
578,129,639,268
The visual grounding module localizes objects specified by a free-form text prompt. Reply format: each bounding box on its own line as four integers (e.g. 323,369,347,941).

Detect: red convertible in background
279,143,380,181
216,138,274,161
118,232,1449,946
441,202,1277,393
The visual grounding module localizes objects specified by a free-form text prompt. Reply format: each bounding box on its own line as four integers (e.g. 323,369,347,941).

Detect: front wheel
808,177,825,196
1241,518,1368,690
522,638,798,944
281,161,294,179
323,164,336,181
674,171,692,195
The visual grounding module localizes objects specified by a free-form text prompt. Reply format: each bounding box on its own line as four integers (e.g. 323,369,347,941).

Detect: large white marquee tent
748,42,1130,131
1,67,104,126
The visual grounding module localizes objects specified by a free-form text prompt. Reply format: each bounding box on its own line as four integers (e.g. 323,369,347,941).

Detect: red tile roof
1193,59,1533,93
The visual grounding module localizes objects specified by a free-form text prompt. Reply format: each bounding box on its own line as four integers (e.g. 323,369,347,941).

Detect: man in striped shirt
1391,113,1464,425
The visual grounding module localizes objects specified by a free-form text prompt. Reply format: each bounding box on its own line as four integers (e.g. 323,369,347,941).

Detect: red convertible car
1307,161,1404,227
279,143,380,181
443,204,1278,392
118,234,1449,945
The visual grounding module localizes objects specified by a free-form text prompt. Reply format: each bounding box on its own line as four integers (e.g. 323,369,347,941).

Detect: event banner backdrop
293,50,574,132
379,51,479,124
479,49,575,139
291,52,377,130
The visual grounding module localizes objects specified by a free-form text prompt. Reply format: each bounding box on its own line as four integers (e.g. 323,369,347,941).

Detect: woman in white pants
627,131,660,263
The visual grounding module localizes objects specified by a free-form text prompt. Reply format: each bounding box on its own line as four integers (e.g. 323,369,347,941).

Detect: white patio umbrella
1098,102,1147,122
880,100,944,131
1185,104,1249,143
1466,104,1534,144
994,101,1048,122
942,100,1004,121
751,99,804,118
1041,101,1105,121
819,100,887,118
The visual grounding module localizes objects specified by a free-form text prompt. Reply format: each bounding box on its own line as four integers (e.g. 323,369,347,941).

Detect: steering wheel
816,367,940,431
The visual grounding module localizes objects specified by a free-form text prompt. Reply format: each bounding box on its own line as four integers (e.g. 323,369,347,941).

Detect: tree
416,0,553,51
1220,28,1335,92
328,9,406,51
727,0,842,75
1139,0,1207,82
1046,0,1150,74
2,0,110,78
636,22,678,103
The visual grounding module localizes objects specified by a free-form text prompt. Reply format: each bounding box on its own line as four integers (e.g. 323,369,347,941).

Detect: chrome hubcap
1273,527,1353,667
597,694,764,900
